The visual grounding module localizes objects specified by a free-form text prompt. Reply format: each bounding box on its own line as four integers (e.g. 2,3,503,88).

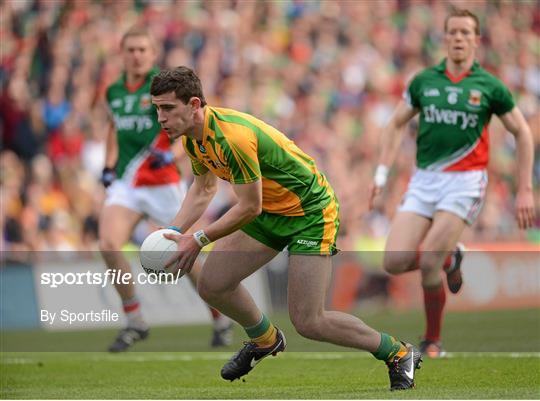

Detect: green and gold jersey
106,67,179,186
182,107,335,216
406,59,515,171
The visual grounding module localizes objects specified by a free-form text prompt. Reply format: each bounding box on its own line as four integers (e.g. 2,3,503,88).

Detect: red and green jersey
405,59,515,171
182,107,335,217
106,67,180,186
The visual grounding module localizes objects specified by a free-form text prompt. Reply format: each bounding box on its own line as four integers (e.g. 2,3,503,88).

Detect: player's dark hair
120,25,156,49
444,8,480,35
150,66,207,107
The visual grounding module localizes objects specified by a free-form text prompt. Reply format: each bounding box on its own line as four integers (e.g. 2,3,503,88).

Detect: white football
139,228,179,275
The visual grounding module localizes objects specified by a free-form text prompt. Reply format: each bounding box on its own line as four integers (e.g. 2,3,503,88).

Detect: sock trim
372,332,402,361
245,314,270,338
122,296,140,313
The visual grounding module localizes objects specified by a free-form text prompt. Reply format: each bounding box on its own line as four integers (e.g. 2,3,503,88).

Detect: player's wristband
374,165,389,188
167,226,182,233
193,230,211,248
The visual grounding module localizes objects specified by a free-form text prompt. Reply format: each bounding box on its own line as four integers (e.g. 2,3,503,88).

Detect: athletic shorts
105,179,187,226
241,197,340,255
399,169,487,225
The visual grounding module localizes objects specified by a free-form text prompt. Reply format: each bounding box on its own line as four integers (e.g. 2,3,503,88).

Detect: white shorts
105,179,187,226
399,169,487,225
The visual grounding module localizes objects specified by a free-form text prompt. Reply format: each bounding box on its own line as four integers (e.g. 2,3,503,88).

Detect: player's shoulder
406,65,441,95
472,63,507,87
413,63,443,82
105,75,125,99
209,106,256,122
207,106,265,133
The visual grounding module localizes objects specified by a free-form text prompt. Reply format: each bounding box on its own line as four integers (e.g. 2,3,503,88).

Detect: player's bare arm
168,171,218,234
369,101,419,209
164,179,262,275
100,107,118,188
104,121,118,168
203,179,263,242
498,107,536,229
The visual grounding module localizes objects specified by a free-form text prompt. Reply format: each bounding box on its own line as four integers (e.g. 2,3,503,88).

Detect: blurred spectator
1,0,538,253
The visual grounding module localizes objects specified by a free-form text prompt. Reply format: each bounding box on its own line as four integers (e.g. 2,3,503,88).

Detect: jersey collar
436,58,479,83
122,66,159,93
196,105,212,146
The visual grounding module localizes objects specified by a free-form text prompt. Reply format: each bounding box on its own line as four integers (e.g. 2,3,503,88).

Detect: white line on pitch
2,351,539,364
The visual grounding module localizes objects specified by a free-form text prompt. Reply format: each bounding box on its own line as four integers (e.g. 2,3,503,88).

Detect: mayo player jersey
182,107,335,217
405,59,515,171
106,67,180,186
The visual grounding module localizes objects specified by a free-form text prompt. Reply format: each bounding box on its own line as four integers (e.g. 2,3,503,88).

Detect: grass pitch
1,309,539,399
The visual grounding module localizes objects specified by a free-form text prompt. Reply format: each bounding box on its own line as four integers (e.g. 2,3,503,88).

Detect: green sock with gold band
372,332,407,361
244,314,277,348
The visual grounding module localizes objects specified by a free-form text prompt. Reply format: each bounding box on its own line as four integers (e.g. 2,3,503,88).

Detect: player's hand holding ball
162,228,204,276
140,228,186,278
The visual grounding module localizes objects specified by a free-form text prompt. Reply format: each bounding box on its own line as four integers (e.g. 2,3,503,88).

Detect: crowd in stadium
1,0,539,253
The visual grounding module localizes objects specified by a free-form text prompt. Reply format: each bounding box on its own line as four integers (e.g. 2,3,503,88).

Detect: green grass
1,309,540,399
2,352,539,399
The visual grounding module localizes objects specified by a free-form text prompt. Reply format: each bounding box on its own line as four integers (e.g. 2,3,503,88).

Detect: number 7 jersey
106,67,180,186
405,59,515,172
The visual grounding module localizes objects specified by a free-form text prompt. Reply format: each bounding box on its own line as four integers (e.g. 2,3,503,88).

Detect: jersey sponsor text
423,104,478,130
113,114,154,132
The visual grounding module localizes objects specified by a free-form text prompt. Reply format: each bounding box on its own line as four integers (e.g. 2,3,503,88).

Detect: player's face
445,17,479,63
152,92,195,140
121,35,157,78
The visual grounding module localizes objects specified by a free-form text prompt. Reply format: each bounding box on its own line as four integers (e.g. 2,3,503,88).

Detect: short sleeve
403,74,422,109
491,80,515,116
190,159,209,176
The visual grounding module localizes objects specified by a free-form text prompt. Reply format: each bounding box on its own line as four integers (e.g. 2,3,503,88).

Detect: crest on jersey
198,143,207,153
140,94,152,111
468,89,482,107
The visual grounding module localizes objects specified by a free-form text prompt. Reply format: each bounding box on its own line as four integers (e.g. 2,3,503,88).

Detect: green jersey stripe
209,115,260,183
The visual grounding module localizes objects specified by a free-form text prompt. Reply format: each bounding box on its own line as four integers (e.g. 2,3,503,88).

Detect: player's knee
197,281,217,303
292,318,323,341
418,252,442,273
289,309,323,340
99,236,122,254
197,278,230,304
383,252,415,275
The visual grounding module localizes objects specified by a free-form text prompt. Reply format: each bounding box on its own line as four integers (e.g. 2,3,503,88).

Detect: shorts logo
296,239,319,248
